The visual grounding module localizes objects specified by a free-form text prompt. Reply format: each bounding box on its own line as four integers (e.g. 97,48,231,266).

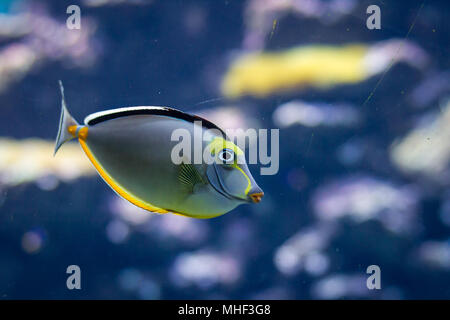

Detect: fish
54,81,264,218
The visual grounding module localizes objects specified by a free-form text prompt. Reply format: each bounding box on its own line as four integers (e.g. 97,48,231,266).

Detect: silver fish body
54,81,263,218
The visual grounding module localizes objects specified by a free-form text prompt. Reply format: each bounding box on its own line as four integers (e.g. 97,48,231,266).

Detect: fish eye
218,148,234,164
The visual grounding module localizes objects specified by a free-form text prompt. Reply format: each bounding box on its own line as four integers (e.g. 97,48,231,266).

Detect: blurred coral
311,274,370,299
170,250,241,289
0,2,100,94
416,241,450,269
312,175,420,234
0,138,94,187
408,72,450,108
273,100,360,128
390,99,450,179
222,40,428,98
109,196,209,245
274,224,334,276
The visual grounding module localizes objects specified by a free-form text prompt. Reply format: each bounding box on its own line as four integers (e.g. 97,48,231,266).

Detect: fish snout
249,191,264,203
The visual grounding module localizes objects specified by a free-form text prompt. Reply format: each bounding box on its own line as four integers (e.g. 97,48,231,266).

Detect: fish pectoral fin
178,162,205,193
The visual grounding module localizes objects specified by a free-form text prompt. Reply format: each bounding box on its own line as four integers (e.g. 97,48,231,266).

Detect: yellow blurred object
0,138,94,187
222,45,369,98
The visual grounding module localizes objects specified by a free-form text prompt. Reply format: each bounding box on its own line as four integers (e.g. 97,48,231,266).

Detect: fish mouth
207,163,250,202
249,192,264,203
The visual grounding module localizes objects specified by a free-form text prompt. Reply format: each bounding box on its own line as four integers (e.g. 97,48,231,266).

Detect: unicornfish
54,81,264,218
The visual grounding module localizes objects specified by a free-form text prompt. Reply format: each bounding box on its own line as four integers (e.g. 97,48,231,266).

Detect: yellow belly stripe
78,138,170,214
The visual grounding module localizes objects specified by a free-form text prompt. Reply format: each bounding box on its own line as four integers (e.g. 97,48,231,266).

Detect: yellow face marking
208,137,244,156
78,138,170,214
233,164,252,195
209,137,251,196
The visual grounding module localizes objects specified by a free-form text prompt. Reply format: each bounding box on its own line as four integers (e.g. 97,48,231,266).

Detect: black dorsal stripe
86,106,226,135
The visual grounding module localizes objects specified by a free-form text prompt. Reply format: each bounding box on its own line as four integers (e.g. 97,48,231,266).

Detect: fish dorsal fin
178,162,205,193
84,106,226,135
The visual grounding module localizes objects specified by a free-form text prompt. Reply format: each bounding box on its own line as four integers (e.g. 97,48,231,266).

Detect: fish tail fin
54,80,80,156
